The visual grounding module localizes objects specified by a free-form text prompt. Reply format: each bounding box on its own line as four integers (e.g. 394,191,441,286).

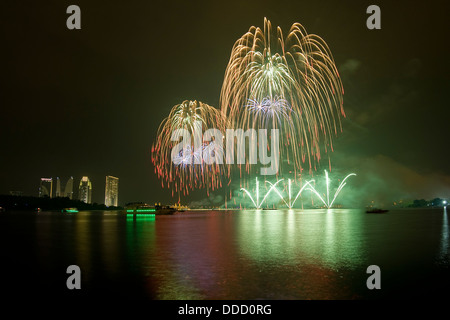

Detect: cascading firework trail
240,171,356,209
240,177,285,209
220,18,345,176
315,170,356,208
151,100,226,199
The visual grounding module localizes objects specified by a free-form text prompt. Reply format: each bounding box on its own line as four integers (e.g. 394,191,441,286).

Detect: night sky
1,0,449,206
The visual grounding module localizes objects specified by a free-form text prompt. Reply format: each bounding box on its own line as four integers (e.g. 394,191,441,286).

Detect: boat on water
366,208,389,214
125,203,176,215
62,208,78,213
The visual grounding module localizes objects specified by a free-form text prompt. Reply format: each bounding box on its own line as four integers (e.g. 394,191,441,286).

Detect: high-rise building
39,178,53,198
65,177,74,199
56,177,74,199
56,178,61,197
79,176,92,204
105,176,119,207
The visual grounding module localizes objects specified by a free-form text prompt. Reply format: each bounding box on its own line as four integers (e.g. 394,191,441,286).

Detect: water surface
1,208,448,300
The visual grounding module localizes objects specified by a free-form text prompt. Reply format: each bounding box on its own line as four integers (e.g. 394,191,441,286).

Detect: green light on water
126,213,155,219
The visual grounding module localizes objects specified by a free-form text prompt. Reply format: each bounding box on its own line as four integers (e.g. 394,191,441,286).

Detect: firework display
220,18,344,174
240,171,356,209
151,100,226,198
151,18,349,204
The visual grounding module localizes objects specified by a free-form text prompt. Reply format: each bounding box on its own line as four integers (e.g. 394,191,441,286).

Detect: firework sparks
240,171,356,209
221,18,345,175
240,177,285,209
246,96,292,127
151,100,226,198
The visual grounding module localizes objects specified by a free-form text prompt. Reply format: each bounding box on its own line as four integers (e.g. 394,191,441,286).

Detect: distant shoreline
0,194,123,212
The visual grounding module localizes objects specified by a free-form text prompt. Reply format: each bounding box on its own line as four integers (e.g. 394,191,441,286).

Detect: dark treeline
0,195,123,211
409,197,447,208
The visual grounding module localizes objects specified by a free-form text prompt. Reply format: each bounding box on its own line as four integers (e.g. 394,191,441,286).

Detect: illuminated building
56,178,61,197
65,177,74,199
39,178,53,198
79,176,92,204
104,176,119,207
56,176,74,199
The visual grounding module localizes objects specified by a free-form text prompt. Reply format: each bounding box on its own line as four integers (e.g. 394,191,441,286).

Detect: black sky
1,0,450,205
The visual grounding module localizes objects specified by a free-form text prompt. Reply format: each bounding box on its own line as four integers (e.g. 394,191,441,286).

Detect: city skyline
27,175,123,206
